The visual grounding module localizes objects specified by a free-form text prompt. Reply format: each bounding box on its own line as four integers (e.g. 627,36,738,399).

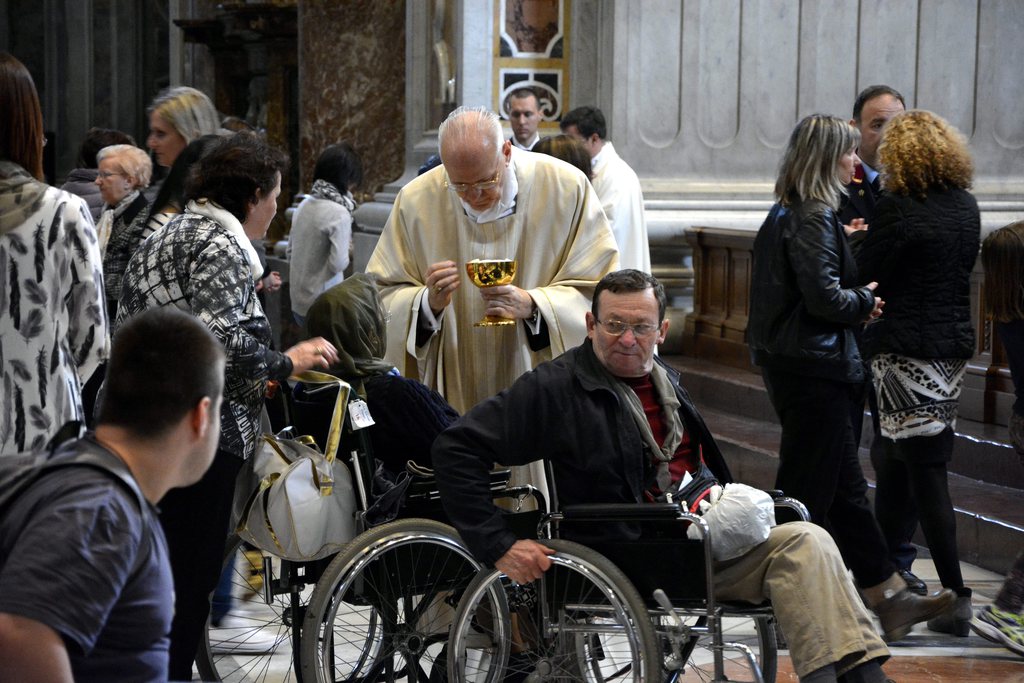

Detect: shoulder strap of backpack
0,436,156,578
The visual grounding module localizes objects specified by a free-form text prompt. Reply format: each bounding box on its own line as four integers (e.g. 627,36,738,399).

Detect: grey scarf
0,161,49,236
311,179,356,213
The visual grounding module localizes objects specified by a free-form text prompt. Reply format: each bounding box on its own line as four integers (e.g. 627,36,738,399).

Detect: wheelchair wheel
665,611,778,682
195,535,313,682
448,539,661,682
300,518,483,682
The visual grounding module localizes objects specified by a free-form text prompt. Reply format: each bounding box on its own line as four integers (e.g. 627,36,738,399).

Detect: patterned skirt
871,353,967,440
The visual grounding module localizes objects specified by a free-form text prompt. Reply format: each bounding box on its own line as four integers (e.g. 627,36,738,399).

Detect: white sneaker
208,614,281,654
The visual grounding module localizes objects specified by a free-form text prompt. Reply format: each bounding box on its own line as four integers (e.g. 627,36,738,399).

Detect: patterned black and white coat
117,211,292,459
0,162,109,454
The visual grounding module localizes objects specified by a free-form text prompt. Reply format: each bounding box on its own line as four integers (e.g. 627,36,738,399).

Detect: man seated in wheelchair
433,269,950,683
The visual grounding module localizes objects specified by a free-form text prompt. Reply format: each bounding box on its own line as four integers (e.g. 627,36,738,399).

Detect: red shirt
623,375,700,500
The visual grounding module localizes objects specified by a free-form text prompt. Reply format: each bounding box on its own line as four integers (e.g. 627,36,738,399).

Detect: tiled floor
197,553,1024,682
773,556,1024,682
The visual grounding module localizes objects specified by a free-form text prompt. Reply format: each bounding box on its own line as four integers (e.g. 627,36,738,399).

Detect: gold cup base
474,315,517,327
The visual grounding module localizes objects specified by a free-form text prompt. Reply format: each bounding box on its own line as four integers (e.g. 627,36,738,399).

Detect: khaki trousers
713,522,889,678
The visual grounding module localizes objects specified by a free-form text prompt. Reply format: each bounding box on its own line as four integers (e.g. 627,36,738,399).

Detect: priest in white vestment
366,106,619,415
562,106,651,273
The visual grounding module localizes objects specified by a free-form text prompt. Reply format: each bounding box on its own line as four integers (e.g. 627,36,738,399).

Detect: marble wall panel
796,0,859,118
298,0,405,199
592,0,1023,190
916,0,977,137
856,0,919,107
978,0,1024,165
694,0,739,150
631,0,683,150
745,0,799,151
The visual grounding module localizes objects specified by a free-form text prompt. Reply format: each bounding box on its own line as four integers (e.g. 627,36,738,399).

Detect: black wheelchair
193,378,543,682
445,474,809,683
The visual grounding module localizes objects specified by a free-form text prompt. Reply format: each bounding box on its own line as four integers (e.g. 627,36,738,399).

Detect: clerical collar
511,133,539,151
459,154,519,224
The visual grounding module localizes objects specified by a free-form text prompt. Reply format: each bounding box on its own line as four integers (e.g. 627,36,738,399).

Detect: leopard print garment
871,353,967,439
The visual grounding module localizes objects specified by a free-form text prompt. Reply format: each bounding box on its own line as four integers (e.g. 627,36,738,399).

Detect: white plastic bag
686,483,775,561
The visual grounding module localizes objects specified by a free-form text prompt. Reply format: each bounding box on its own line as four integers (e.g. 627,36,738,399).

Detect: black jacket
838,164,880,226
431,340,731,566
747,200,875,382
855,187,979,359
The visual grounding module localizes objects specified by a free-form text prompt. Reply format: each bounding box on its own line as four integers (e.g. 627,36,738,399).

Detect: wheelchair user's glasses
595,319,661,338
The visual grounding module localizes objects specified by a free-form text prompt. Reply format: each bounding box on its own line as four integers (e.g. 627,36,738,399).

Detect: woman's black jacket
747,199,875,382
855,187,979,360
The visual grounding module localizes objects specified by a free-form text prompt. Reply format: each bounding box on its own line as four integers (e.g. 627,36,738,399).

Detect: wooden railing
682,226,1014,426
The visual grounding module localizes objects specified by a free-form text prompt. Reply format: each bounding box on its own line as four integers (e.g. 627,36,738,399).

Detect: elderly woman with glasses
94,144,152,317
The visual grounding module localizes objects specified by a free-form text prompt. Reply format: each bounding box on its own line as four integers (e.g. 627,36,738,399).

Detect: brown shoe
874,588,956,642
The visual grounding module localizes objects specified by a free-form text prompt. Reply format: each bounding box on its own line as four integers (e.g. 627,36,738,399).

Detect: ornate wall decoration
494,0,569,129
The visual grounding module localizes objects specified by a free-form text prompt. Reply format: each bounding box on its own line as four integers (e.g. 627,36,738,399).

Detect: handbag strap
290,370,351,464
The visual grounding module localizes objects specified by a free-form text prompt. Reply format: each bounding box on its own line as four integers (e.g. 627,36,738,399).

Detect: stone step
665,356,1024,576
666,355,1024,491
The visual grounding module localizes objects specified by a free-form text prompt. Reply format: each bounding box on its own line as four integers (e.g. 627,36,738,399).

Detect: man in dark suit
841,85,927,596
840,85,905,228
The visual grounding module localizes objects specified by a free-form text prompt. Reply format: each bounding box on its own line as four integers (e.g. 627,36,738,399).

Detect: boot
866,574,956,642
927,588,972,637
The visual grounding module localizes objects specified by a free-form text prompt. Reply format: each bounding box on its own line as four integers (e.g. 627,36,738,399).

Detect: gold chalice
466,259,518,327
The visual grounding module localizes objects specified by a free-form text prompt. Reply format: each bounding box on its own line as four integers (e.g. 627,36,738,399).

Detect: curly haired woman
856,109,980,636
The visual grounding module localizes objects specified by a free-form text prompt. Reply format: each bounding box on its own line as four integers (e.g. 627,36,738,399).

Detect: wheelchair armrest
773,495,810,522
558,502,688,522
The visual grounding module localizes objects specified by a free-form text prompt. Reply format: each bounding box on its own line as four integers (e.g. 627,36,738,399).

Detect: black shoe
898,568,928,596
927,592,973,637
874,588,955,642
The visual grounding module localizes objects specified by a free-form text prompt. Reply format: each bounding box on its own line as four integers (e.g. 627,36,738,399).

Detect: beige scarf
612,362,685,492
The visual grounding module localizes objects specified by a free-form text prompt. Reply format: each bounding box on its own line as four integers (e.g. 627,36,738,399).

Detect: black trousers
874,430,963,590
160,448,243,681
762,366,894,588
858,384,919,571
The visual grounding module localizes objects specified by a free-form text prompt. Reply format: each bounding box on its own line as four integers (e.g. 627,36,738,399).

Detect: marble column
297,0,406,203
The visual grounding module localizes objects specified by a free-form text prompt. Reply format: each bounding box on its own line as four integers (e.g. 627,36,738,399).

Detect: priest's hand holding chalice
466,258,520,327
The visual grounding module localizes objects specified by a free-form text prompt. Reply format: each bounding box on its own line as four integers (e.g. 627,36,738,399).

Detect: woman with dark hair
0,52,108,455
533,134,593,180
61,127,136,222
288,142,363,324
748,114,954,644
973,221,1024,656
116,132,340,679
857,110,980,635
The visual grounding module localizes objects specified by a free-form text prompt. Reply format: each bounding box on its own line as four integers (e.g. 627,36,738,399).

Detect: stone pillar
297,0,407,272
297,1,406,201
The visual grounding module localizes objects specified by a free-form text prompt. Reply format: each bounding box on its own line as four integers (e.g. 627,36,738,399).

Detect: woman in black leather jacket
747,115,953,623
856,110,980,636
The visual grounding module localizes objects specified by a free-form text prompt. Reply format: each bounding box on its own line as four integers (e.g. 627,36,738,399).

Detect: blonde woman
146,86,220,169
94,144,152,317
748,114,954,642
857,109,980,635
